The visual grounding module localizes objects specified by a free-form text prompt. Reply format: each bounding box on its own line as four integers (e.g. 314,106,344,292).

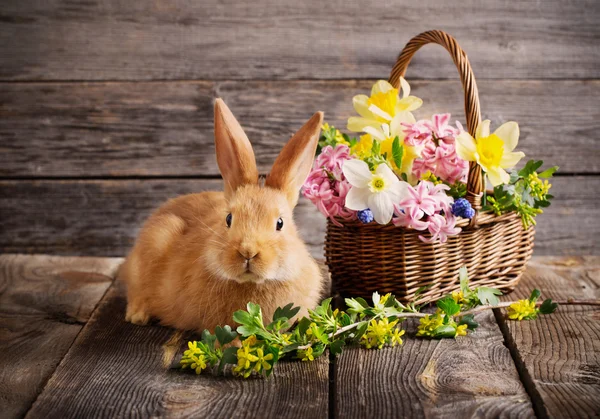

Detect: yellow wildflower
362,317,398,349
322,123,349,146
253,348,274,372
508,299,538,321
456,120,525,186
391,328,405,347
455,324,468,337
527,172,552,200
452,291,465,305
416,313,445,337
300,347,315,362
420,171,443,185
180,341,208,374
351,134,373,159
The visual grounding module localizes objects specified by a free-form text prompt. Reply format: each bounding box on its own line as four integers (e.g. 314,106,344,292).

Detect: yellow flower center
476,133,505,169
368,89,398,121
369,175,386,193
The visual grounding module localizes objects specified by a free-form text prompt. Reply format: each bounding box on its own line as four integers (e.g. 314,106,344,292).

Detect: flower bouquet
303,30,557,303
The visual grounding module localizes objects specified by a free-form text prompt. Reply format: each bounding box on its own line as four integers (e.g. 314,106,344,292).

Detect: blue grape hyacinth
357,208,374,224
451,198,475,219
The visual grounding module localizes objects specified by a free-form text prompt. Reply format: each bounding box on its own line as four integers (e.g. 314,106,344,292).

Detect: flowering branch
179,267,560,378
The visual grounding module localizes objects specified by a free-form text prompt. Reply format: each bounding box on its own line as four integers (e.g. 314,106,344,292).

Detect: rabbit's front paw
125,304,150,325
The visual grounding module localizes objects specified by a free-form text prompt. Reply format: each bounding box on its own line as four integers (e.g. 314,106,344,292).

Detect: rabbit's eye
226,213,232,228
276,217,284,231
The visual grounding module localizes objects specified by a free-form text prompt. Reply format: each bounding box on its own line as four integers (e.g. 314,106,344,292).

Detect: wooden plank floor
1,255,598,418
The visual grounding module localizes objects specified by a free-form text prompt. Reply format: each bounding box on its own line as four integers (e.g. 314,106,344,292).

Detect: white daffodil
342,159,409,224
347,79,423,133
455,120,525,186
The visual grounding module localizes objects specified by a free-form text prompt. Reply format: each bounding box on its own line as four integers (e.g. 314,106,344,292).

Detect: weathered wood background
0,0,599,257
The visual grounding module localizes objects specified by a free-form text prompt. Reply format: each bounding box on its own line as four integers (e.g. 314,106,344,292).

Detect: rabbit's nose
238,249,258,261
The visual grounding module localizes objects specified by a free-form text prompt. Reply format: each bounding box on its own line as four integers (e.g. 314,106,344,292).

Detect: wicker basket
325,30,535,304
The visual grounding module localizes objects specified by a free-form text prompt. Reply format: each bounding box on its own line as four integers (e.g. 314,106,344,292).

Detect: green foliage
484,160,558,228
391,136,404,170
316,123,357,155
180,268,558,378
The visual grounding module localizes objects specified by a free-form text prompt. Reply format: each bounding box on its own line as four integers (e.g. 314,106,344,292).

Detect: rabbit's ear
214,99,259,198
266,111,324,207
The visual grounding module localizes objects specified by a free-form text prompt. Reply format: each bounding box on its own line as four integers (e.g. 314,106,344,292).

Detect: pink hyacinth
404,114,469,184
302,144,356,226
419,213,461,244
393,181,460,243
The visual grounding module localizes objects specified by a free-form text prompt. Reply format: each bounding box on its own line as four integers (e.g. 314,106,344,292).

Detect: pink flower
419,213,461,244
302,144,356,226
404,114,469,184
392,181,460,242
315,144,351,175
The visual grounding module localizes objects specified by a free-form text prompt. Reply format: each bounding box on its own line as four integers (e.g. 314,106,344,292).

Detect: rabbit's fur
121,99,325,332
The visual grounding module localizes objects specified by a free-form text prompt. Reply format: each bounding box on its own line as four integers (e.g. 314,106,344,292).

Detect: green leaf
236,324,262,337
458,314,479,330
201,330,217,349
433,324,458,338
518,160,543,177
437,297,461,317
345,298,367,314
459,267,470,295
529,289,541,303
338,312,352,327
297,317,312,335
232,310,252,326
218,346,238,374
273,303,301,323
539,299,559,314
215,325,238,346
538,166,558,178
246,302,262,318
353,321,369,341
330,339,346,356
477,287,503,306
392,136,404,170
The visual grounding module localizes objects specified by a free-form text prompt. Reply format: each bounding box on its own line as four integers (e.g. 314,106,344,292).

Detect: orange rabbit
121,99,325,332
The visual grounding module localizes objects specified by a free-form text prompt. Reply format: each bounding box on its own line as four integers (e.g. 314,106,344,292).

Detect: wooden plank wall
0,0,599,257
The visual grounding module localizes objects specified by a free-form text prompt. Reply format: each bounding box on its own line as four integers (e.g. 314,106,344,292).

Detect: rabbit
121,98,325,333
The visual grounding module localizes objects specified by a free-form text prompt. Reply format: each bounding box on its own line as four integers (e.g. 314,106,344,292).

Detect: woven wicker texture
326,30,535,303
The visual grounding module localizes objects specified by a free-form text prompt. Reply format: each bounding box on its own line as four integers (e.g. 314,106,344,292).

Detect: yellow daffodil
347,79,422,133
455,120,525,186
508,299,538,321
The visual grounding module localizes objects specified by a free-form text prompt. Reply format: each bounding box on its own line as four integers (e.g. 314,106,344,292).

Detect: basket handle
388,30,484,212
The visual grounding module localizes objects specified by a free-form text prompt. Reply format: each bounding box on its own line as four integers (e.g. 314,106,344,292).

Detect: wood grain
1,176,597,258
0,254,121,419
27,280,329,418
334,311,535,418
0,0,598,81
1,80,598,177
497,256,600,419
